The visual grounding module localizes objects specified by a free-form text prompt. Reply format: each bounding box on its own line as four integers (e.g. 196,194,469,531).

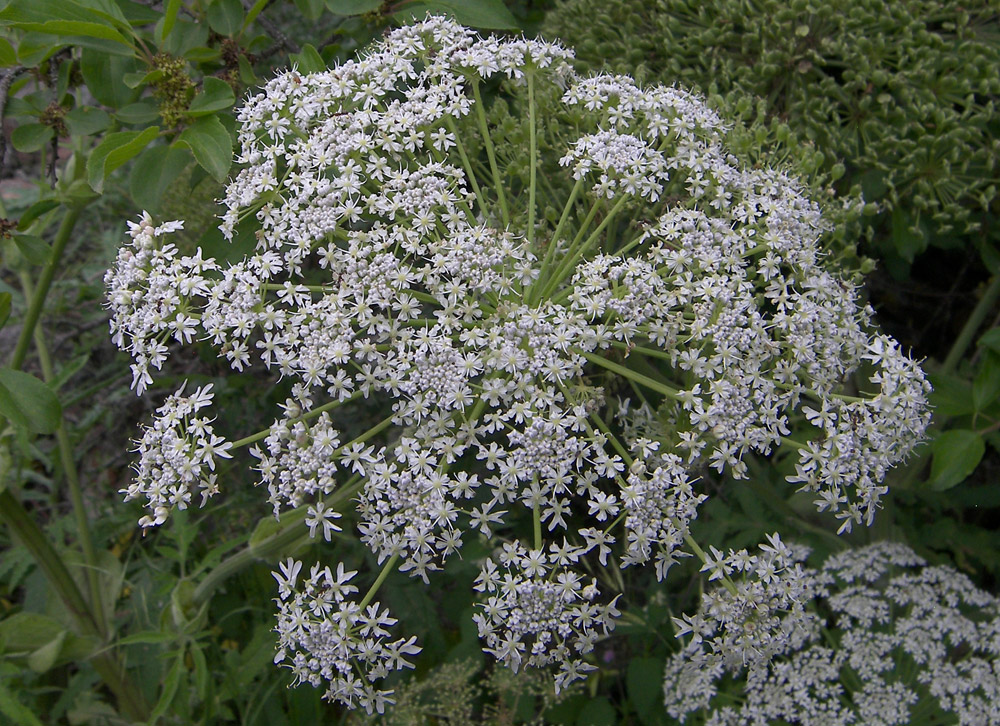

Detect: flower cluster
121,382,231,527
273,558,420,714
664,542,1000,726
107,15,932,709
473,541,620,693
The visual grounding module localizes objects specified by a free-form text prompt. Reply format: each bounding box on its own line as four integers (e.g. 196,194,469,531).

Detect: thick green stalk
527,71,537,247
9,206,82,370
21,271,106,635
472,81,509,226
577,349,681,400
942,273,1000,374
359,553,400,611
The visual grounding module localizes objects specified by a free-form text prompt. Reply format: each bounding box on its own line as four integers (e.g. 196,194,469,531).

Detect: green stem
191,477,363,607
530,177,585,305
577,349,682,399
527,72,537,248
445,117,489,219
229,391,363,449
472,81,509,226
9,206,82,370
942,273,1000,374
358,553,400,611
20,270,106,636
533,498,542,550
681,531,739,597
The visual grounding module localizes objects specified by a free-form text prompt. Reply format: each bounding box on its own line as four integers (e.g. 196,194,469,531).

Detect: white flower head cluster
664,542,1000,726
121,382,231,527
106,14,933,708
473,540,620,693
272,558,420,714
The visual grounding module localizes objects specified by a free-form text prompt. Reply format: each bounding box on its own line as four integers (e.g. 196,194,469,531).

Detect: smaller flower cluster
473,541,620,692
273,558,421,715
664,542,1000,726
104,212,216,395
122,383,231,527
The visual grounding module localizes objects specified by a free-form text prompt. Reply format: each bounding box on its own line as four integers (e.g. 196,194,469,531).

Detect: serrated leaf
13,235,51,265
0,293,10,330
325,0,380,14
11,124,54,153
174,116,231,182
129,145,191,214
187,76,236,116
929,429,985,491
87,126,160,193
0,368,62,434
207,0,243,36
64,106,111,136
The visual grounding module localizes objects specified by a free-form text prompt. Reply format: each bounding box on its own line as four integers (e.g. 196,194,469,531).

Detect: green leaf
13,234,51,265
27,630,67,673
0,368,62,434
123,68,163,89
294,0,325,21
14,33,67,67
115,100,161,125
188,76,236,117
325,0,380,13
1,20,132,48
159,0,182,42
404,0,518,28
16,199,60,230
0,36,16,65
978,327,1000,356
174,116,232,182
928,371,975,417
80,48,142,107
149,652,185,724
129,146,191,213
627,657,664,721
87,126,160,193
576,697,616,726
207,0,243,36
974,351,1000,412
0,293,10,330
11,124,54,153
930,429,985,491
291,43,325,74
64,106,111,136
0,681,44,726
117,630,179,646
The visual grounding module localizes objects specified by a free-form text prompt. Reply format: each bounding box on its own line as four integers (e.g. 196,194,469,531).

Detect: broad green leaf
237,54,257,85
207,0,243,35
627,657,664,721
291,43,325,74
174,116,232,182
402,0,518,28
928,371,975,418
116,100,161,125
326,0,380,13
187,76,236,117
129,145,191,213
16,199,59,230
0,20,132,49
14,33,66,67
80,48,142,107
294,0,325,21
117,630,178,646
27,630,66,673
0,612,95,662
0,681,44,726
13,234,51,265
974,351,1000,412
930,429,985,491
10,124,53,153
0,293,10,330
0,368,62,434
87,126,160,193
0,36,15,65
576,697,617,726
64,106,110,136
123,69,163,89
978,327,1000,356
160,18,209,56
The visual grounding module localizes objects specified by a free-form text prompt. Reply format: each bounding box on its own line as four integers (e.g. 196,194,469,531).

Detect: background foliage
0,0,997,723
